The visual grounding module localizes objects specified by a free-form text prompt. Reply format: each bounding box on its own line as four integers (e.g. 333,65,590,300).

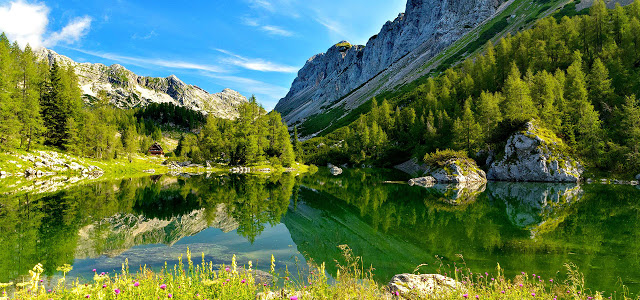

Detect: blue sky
0,0,407,110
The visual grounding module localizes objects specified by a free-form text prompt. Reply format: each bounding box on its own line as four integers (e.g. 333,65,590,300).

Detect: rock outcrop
430,159,487,183
35,48,247,119
487,121,584,182
387,274,461,298
275,0,504,131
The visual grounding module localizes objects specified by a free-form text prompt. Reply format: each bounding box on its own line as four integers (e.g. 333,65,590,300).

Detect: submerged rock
388,274,461,298
488,121,583,182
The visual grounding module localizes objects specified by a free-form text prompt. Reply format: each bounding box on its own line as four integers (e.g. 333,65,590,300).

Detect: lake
1,168,639,295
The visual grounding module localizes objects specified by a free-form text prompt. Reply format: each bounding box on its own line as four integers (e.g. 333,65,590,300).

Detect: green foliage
178,96,297,166
302,1,640,176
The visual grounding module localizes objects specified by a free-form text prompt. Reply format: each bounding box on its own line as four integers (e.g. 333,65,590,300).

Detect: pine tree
18,45,44,151
587,58,614,117
0,33,19,147
502,62,537,121
476,91,503,137
452,99,482,153
619,95,640,158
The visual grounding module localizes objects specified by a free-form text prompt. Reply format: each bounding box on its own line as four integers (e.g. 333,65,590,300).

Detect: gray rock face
388,274,461,298
275,0,503,128
35,48,247,119
488,122,584,182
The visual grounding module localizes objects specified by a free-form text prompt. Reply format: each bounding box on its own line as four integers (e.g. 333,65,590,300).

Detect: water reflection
1,169,640,295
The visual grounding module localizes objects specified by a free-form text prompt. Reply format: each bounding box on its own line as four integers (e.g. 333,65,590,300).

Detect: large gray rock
388,274,461,298
488,122,583,182
35,48,247,119
275,0,504,132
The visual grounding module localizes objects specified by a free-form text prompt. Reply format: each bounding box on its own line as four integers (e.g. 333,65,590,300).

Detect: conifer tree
502,62,537,121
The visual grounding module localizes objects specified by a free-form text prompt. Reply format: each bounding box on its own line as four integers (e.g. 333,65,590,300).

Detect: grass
1,246,629,300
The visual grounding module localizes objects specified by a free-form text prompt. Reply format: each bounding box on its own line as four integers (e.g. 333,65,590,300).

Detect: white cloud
0,0,91,49
242,16,294,37
203,73,288,110
216,49,298,73
44,16,92,47
260,25,293,37
132,30,157,40
70,48,226,73
313,14,348,39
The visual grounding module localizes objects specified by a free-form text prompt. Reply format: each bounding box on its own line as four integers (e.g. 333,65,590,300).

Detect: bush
423,149,469,167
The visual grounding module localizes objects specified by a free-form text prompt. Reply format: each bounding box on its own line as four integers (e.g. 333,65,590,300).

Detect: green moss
335,41,352,49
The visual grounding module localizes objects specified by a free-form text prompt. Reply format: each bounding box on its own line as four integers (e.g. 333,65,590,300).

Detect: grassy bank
0,247,627,300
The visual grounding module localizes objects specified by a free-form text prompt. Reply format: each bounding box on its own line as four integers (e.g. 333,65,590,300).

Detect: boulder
429,159,486,183
488,121,583,182
388,274,461,298
408,176,436,187
330,166,343,176
636,174,640,181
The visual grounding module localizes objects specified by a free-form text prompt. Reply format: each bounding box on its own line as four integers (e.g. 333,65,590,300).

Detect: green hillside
300,0,640,178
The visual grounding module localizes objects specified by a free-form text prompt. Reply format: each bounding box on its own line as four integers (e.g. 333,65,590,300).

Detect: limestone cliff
35,48,247,119
275,0,505,131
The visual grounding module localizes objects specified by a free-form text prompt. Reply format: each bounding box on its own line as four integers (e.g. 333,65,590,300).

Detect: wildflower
394,291,399,296
290,297,298,300
241,279,245,283
134,282,140,287
168,294,173,298
48,289,52,292
532,274,536,277
521,272,525,275
100,272,105,276
491,278,495,281
485,272,488,276
475,295,479,299
463,294,468,298
85,295,90,298
225,267,230,272
531,293,536,297
270,255,275,273
519,284,523,287
114,289,121,295
501,291,505,294
92,269,96,272
160,284,167,290
550,279,553,282
102,284,106,288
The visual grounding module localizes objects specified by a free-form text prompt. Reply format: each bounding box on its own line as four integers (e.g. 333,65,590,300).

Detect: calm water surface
1,169,639,295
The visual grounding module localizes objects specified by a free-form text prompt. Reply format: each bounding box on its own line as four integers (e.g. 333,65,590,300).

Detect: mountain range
35,48,248,119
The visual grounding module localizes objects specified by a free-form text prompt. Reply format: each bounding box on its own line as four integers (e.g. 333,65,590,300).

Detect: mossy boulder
487,121,583,182
421,150,487,183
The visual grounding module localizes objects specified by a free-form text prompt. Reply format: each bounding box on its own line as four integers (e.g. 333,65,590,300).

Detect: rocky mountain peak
275,0,504,132
34,48,248,119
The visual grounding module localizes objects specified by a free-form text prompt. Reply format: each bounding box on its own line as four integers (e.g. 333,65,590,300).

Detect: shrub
423,149,470,167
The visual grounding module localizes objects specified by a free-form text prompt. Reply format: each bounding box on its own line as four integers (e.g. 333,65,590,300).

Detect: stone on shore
387,274,461,298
